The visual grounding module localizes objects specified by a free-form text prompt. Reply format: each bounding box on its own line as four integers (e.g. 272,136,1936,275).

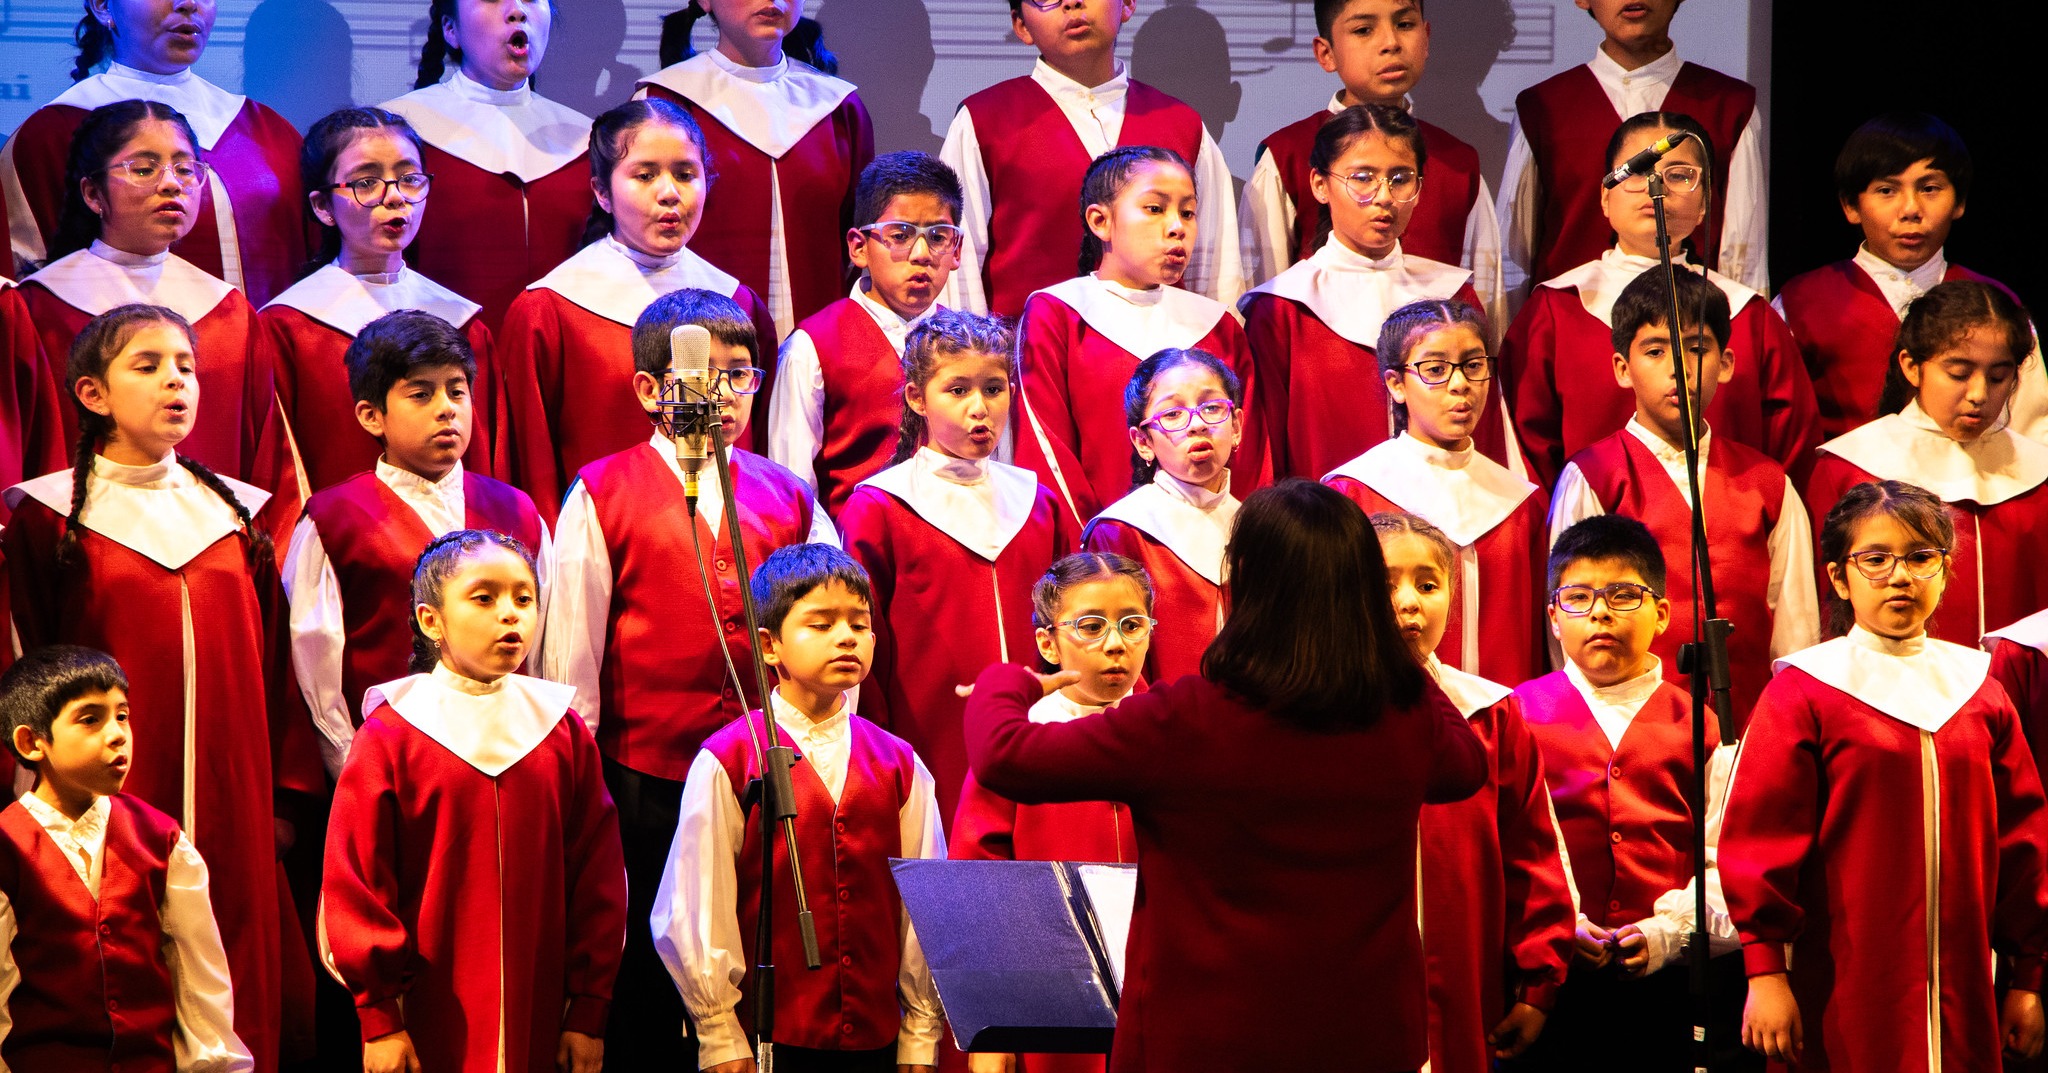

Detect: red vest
0,795,182,1073
798,298,905,518
961,78,1205,318
1515,63,1754,283
584,444,816,779
1261,111,1480,269
709,713,914,1051
301,470,545,723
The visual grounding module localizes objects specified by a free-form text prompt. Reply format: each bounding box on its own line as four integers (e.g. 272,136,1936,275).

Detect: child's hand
704,1059,757,1073
1574,917,1615,968
1612,924,1650,976
556,1030,602,1073
955,669,1082,699
1487,1002,1547,1058
2004,988,2046,1059
363,1030,421,1073
966,1054,1018,1073
1741,971,1802,1062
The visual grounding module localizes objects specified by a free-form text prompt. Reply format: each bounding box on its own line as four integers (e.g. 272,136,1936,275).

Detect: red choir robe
768,287,931,519
1719,631,2048,1072
19,244,295,497
260,264,498,492
1989,611,2048,817
0,279,64,524
1804,403,2048,647
1015,274,1261,528
840,448,1077,819
4,458,325,1073
1500,249,1821,487
1419,662,1576,1073
380,70,594,334
1325,433,1549,688
639,51,874,336
496,236,778,521
321,668,627,1073
1,64,306,307
1081,471,1234,686
1239,241,1521,483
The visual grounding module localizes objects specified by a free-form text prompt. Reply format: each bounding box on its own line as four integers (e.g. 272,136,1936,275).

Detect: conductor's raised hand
1741,971,1802,1062
956,668,1081,699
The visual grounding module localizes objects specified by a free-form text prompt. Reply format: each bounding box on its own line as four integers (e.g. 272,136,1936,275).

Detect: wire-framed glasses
1323,167,1422,205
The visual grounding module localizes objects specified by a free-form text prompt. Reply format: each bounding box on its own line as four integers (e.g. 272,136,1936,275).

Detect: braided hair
415,0,460,88
69,3,112,82
409,529,538,672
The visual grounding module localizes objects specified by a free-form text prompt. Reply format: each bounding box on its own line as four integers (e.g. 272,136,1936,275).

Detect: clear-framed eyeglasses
1403,356,1493,386
1143,398,1236,434
1844,547,1947,581
859,221,965,256
1615,164,1704,193
1551,582,1659,616
329,173,433,207
1054,615,1156,645
104,157,210,189
1323,167,1422,205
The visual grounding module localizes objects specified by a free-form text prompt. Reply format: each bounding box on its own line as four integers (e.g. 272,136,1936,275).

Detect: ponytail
660,3,708,68
579,99,711,247
415,0,458,89
70,9,111,83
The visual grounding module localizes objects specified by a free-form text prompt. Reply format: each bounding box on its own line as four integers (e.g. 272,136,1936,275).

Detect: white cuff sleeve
539,482,613,732
1240,149,1296,290
938,107,992,317
653,750,753,1070
281,515,354,778
163,835,256,1072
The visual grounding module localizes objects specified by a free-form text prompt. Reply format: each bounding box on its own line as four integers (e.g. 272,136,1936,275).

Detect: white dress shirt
650,689,946,1068
938,59,1245,313
767,281,937,489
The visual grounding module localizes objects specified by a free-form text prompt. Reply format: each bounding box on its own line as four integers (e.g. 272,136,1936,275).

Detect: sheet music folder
889,858,1136,1054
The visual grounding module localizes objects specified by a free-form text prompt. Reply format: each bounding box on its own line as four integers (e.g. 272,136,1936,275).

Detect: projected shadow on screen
817,0,940,155
244,0,354,130
1408,0,1519,183
1132,0,1243,144
544,0,642,118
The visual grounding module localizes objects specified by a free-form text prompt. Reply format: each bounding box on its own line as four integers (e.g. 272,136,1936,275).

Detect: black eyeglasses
1551,583,1659,615
1403,357,1492,386
329,173,433,207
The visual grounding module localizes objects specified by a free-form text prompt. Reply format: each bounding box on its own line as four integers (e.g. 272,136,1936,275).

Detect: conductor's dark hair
581,99,714,247
1201,478,1427,730
893,309,1016,463
1032,552,1155,630
51,101,203,263
1604,111,1716,177
416,0,560,89
1078,146,1194,275
410,529,539,672
1834,111,1974,207
1547,515,1667,594
1308,104,1426,254
1123,348,1241,489
1878,279,2034,417
301,107,427,270
1817,480,1955,638
661,4,837,72
751,543,874,635
631,288,760,379
2,645,128,763
1375,299,1488,432
854,151,964,228
1313,0,1428,39
1608,265,1732,356
346,310,479,410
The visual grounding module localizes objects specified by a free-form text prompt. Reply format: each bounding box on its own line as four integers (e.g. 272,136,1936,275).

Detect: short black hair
853,151,964,228
1314,0,1426,39
1548,515,1668,593
345,309,479,410
752,543,874,635
631,288,760,378
1834,111,1973,207
1609,266,1731,356
2,645,128,763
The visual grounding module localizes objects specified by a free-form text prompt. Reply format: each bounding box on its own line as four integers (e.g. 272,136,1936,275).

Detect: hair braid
54,424,101,569
177,457,276,572
70,11,112,82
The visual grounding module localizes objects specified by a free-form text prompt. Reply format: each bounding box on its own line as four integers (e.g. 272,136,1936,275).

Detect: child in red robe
321,529,626,1073
1373,512,1574,1073
655,542,944,1072
261,107,498,493
841,310,1076,819
0,277,64,521
1551,267,1818,724
284,311,548,779
1,645,250,1072
1083,349,1240,685
1722,479,2048,1071
769,151,962,519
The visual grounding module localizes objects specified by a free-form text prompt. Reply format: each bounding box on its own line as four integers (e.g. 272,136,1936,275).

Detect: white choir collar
1587,45,1684,90
858,446,1038,562
364,666,573,777
1986,609,2048,658
377,456,464,501
1541,247,1757,327
1029,686,1128,725
527,236,740,327
1029,58,1128,108
637,50,856,160
1090,469,1237,585
380,69,591,183
1564,655,1664,713
263,262,480,336
1243,240,1470,348
1775,627,1989,734
1852,244,1949,319
1037,274,1231,361
1626,416,1711,473
1323,432,1534,547
1817,401,2048,506
1425,654,1513,719
26,242,233,323
49,62,244,148
769,687,849,739
852,279,938,353
5,452,268,571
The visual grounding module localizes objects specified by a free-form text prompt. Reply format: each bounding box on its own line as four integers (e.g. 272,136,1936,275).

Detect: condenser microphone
1601,130,1695,189
669,324,714,510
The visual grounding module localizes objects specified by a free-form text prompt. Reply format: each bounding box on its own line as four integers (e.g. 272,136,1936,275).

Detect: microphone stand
1649,170,1737,1073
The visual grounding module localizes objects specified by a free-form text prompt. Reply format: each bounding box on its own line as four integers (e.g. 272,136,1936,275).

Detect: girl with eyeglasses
259,108,502,493
1804,280,2048,647
18,101,294,499
1499,110,1820,488
1014,145,1261,530
1720,478,2048,1070
1,0,306,307
1241,105,1519,486
1325,300,1548,688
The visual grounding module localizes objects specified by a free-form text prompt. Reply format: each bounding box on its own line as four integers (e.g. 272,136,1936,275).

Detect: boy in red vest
1550,267,1817,725
0,645,251,1072
654,542,944,1071
284,309,550,779
1497,0,1766,305
769,151,963,519
938,0,1243,317
1241,0,1504,325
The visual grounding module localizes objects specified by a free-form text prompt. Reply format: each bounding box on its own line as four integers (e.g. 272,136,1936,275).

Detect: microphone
668,324,714,511
1601,131,1694,189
